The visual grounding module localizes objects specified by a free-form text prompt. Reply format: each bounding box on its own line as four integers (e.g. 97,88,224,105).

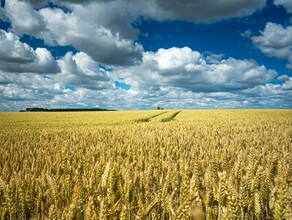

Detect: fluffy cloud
3,0,268,66
252,23,292,69
19,0,267,23
0,30,60,73
147,0,266,23
16,0,100,7
0,71,62,92
38,7,143,66
277,74,290,81
0,69,137,111
0,29,115,107
115,47,277,92
66,1,141,40
5,0,143,66
281,77,292,90
1,78,291,111
1,0,291,110
0,70,67,113
0,51,117,110
5,0,46,36
57,52,113,90
1,46,287,111
274,0,292,13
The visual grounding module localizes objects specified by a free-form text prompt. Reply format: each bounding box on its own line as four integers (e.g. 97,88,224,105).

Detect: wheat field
0,110,291,219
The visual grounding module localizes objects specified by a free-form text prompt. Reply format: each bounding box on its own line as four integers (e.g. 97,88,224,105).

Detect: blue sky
137,10,290,76
0,0,291,110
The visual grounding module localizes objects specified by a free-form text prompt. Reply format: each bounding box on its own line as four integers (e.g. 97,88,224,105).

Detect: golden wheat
0,110,291,219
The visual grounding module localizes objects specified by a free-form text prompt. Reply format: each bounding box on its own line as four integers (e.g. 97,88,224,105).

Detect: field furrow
134,111,167,122
160,110,181,122
147,110,177,122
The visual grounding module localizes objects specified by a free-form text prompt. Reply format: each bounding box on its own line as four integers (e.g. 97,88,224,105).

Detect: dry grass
0,110,291,219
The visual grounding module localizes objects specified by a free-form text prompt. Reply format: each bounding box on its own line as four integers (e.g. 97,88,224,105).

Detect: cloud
5,0,143,66
252,23,292,69
1,0,291,110
0,7,7,21
1,79,291,111
0,69,137,111
40,7,143,66
2,78,291,111
147,0,266,23
277,74,290,81
57,52,113,90
1,66,291,111
0,69,66,112
274,0,292,13
0,30,60,73
0,50,116,109
0,71,62,92
68,1,141,40
17,0,102,7
281,77,292,90
0,46,285,111
3,0,270,67
115,47,277,92
20,0,267,23
5,0,46,35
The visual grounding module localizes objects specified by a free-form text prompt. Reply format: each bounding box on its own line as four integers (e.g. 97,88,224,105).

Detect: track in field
160,111,181,122
135,110,181,123
134,111,167,122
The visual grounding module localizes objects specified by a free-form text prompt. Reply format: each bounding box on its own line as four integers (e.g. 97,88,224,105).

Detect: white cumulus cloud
252,23,292,69
19,0,267,23
5,0,46,36
3,0,270,66
115,47,277,92
4,0,143,66
57,52,113,90
1,0,291,110
0,30,60,74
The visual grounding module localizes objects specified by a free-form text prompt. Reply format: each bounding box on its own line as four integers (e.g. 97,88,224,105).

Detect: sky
0,0,291,111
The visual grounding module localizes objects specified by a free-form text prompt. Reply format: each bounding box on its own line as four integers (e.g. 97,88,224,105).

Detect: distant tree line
20,107,116,112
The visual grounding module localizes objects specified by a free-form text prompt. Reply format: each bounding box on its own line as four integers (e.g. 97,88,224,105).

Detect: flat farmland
0,110,291,219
